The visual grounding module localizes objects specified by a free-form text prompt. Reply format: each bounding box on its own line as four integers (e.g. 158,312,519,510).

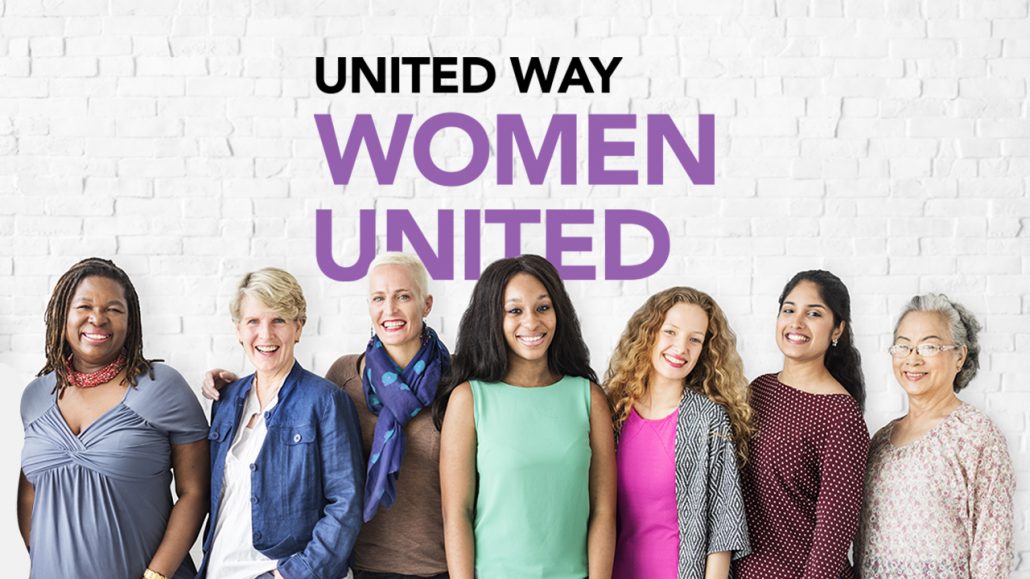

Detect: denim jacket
197,361,364,579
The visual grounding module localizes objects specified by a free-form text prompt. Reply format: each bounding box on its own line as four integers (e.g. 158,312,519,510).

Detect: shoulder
451,381,474,405
680,388,732,432
297,366,354,403
751,373,779,387
127,363,195,403
869,419,898,446
127,364,209,437
681,387,729,419
683,385,733,426
822,394,867,435
747,373,779,396
325,353,363,391
948,403,1009,451
21,373,56,425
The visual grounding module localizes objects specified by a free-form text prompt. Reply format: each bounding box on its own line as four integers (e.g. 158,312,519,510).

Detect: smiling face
235,294,303,377
502,273,557,365
776,280,844,364
649,302,709,389
368,264,432,348
892,310,966,398
64,276,129,372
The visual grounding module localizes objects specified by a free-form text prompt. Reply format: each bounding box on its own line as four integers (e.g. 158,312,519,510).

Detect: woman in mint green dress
434,254,617,579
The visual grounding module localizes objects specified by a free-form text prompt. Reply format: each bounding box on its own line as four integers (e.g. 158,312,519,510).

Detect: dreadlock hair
604,287,754,464
39,257,157,398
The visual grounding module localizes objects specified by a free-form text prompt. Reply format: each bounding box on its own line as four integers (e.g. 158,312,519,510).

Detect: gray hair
369,252,430,300
895,293,982,392
230,267,307,326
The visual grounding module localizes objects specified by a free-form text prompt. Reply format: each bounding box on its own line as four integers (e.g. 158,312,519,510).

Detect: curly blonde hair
604,287,754,464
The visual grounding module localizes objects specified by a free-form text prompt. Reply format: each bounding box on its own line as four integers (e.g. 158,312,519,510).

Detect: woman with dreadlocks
17,258,210,579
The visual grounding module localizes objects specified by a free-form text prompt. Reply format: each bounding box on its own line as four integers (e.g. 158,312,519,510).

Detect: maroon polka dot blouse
734,373,870,579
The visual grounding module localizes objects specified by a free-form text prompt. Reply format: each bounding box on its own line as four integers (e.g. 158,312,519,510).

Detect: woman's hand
201,368,238,400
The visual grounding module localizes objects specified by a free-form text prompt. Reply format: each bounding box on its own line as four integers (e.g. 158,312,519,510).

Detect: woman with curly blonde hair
605,286,753,579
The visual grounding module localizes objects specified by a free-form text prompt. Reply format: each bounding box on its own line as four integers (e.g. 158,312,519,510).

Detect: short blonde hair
369,252,430,299
230,267,307,325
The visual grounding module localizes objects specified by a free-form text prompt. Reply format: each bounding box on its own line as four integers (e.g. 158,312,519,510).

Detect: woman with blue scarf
204,253,451,579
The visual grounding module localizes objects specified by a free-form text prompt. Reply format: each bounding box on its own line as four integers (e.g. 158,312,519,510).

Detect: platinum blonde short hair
895,293,982,392
369,252,431,299
230,267,307,325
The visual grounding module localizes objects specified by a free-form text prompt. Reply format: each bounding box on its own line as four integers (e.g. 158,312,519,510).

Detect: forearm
442,510,476,579
704,551,731,579
586,508,615,579
146,488,208,576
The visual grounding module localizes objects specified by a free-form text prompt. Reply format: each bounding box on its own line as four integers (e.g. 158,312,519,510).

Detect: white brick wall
2,0,1028,575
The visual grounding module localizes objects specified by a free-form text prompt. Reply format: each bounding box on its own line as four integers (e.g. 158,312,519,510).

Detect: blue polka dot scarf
361,325,449,521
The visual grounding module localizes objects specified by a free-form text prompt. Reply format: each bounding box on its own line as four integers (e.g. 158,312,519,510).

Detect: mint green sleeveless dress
470,375,592,579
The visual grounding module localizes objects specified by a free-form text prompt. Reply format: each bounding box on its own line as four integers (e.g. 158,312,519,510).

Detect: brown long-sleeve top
325,354,447,576
734,373,870,579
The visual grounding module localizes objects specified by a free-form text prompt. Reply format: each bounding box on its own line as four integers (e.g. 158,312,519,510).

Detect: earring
832,338,839,347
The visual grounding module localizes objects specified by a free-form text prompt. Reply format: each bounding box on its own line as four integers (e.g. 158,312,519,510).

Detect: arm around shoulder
439,382,477,579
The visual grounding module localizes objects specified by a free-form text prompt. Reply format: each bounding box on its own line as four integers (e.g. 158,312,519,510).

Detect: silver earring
832,338,839,347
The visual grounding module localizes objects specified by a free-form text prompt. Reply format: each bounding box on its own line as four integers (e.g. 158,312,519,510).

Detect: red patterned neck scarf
66,350,128,388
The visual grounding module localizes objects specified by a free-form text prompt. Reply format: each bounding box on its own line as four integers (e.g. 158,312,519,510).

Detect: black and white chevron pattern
674,388,751,579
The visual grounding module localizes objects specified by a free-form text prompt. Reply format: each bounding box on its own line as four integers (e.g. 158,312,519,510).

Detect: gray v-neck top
20,363,209,579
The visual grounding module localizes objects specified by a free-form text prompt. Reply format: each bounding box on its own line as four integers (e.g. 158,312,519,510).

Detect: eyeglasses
888,344,961,358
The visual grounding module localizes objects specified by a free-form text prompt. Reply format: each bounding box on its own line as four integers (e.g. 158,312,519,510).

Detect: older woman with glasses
855,293,1015,578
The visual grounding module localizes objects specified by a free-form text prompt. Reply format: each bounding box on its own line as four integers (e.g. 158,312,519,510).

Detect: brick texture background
1,0,1028,574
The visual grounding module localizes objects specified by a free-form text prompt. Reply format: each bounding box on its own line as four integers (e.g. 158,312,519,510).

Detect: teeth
383,321,405,329
786,333,810,343
518,335,544,345
663,354,685,367
83,333,109,340
256,345,279,353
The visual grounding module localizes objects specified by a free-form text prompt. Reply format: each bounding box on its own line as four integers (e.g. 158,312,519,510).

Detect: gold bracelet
143,569,169,579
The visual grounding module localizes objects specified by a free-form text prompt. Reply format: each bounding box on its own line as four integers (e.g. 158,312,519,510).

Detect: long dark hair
39,257,157,398
433,255,597,429
778,270,865,408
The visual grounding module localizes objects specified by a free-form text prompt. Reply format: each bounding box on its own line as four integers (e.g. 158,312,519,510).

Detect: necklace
66,350,128,388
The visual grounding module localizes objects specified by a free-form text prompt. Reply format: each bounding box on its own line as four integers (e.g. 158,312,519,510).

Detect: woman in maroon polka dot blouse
734,270,870,579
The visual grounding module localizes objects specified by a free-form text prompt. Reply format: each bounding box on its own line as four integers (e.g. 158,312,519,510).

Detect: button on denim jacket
197,361,365,579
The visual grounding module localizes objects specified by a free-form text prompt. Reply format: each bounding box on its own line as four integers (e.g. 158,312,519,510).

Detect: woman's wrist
143,569,169,579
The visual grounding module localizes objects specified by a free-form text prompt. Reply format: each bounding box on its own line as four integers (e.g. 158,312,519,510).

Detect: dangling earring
832,338,839,347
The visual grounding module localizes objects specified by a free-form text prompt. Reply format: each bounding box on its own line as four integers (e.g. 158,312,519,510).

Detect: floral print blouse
856,403,1015,578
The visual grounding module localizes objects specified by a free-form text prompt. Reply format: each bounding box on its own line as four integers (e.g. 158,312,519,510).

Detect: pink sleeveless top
613,408,679,579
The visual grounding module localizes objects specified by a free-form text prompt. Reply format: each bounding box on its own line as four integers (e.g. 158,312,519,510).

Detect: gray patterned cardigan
673,388,751,578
